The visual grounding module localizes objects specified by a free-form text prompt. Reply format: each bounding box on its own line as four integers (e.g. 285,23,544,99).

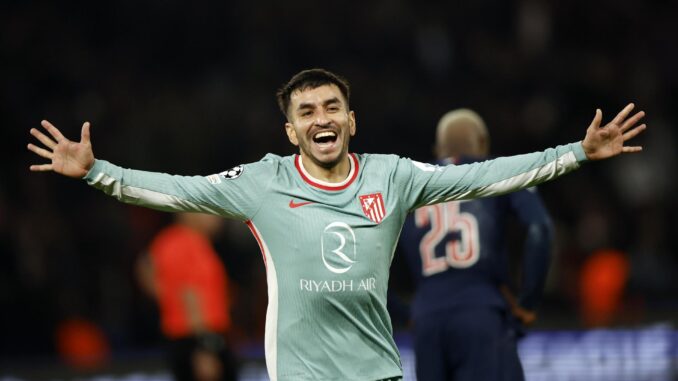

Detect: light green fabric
84,142,585,380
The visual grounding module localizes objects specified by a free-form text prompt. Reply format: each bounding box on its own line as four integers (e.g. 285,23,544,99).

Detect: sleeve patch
205,174,222,185
219,165,244,180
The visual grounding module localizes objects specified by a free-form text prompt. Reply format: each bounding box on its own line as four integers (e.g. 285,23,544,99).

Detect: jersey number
414,202,480,276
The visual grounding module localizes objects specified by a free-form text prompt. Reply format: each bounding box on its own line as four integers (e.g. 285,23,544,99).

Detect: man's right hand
28,120,95,178
500,284,538,326
511,305,537,326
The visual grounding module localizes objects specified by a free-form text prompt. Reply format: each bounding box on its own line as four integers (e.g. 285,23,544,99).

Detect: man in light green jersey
28,69,646,381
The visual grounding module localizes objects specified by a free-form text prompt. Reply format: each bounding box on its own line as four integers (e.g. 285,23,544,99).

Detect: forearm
519,222,554,310
182,288,206,333
416,142,588,207
84,159,226,215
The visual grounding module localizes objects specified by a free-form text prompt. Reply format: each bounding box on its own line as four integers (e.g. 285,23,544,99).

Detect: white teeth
314,131,337,139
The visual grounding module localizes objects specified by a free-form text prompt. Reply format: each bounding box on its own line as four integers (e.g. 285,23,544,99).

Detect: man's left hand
582,103,646,160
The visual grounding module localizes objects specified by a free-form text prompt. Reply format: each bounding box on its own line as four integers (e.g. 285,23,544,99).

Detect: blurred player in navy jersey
399,109,554,381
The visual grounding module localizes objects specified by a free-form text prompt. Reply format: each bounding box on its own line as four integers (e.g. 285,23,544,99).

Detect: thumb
590,109,602,130
81,122,91,144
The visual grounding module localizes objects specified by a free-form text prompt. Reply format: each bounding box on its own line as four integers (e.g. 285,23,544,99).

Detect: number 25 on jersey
414,201,480,276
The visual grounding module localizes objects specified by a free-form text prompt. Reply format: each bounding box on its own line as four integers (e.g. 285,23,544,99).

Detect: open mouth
312,131,338,147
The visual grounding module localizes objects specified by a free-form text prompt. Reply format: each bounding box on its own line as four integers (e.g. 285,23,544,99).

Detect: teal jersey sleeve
394,141,588,211
82,154,280,221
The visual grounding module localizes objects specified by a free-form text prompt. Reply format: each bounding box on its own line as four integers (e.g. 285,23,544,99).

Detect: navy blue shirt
399,157,554,320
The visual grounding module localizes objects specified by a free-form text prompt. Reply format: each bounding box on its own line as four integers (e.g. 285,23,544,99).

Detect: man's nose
314,112,331,127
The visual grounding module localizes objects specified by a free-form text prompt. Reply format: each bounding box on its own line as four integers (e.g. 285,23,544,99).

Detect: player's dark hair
276,68,351,119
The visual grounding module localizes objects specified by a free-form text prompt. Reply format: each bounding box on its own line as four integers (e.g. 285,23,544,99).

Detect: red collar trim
294,153,359,191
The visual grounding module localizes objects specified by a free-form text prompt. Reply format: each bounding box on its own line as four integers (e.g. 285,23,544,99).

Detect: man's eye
327,106,339,112
301,111,312,117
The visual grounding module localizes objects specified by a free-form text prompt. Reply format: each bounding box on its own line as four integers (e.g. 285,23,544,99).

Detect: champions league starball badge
220,165,244,180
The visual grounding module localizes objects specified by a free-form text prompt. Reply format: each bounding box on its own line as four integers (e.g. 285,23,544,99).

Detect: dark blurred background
2,0,677,377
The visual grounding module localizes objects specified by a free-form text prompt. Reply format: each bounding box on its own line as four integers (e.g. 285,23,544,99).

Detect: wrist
574,141,591,162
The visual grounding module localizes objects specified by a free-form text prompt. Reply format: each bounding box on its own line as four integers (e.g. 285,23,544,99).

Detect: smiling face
285,84,356,170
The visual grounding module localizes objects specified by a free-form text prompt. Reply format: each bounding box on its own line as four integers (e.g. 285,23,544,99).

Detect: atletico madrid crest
359,193,387,224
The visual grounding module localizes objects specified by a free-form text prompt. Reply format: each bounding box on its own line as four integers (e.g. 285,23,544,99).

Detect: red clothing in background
150,224,231,338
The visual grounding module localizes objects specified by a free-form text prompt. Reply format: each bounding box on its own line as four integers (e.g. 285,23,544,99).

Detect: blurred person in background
136,212,238,381
27,68,645,381
399,109,553,380
578,248,630,327
55,316,111,370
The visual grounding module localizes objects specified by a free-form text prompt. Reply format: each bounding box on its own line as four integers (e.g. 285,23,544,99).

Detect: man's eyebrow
296,97,342,111
297,102,315,110
323,97,342,107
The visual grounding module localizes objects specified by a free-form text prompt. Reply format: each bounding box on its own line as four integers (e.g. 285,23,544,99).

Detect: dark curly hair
276,68,351,119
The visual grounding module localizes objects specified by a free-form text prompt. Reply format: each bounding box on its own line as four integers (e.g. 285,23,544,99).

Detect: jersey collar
294,153,359,191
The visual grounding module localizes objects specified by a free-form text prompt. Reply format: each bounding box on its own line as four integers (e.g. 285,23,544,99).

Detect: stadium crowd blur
2,0,677,373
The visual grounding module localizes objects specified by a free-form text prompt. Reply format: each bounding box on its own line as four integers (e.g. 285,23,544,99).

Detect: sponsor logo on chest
300,278,377,292
299,221,378,293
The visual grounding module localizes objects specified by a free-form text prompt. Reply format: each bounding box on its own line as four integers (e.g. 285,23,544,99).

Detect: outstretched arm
28,120,95,178
581,103,645,160
398,103,646,210
27,119,272,220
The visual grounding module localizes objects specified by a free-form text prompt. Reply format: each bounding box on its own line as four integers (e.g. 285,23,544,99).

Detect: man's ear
349,111,356,136
285,122,299,146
